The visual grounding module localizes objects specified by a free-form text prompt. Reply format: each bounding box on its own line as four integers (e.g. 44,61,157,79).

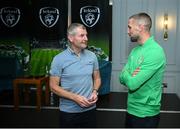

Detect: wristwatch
93,89,99,95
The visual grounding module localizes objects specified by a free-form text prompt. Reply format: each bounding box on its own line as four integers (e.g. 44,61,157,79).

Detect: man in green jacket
119,12,166,128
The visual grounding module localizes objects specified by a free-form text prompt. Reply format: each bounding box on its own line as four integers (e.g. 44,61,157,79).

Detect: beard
130,36,138,42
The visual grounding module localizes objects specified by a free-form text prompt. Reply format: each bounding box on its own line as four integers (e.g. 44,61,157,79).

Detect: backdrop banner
0,0,29,38
29,0,68,47
71,0,111,61
26,0,68,76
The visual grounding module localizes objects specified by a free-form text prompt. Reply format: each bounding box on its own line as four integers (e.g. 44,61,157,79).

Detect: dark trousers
125,112,160,128
59,108,96,128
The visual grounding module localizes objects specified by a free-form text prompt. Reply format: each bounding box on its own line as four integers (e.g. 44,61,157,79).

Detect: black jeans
59,108,97,128
125,112,160,128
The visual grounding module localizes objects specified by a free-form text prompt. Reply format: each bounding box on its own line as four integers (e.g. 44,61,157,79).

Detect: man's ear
138,24,144,32
68,35,73,43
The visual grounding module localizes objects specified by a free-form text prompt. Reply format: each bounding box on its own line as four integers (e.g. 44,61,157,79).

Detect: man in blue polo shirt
49,23,101,128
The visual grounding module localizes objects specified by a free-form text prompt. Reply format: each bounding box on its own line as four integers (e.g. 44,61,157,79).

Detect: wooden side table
13,76,50,111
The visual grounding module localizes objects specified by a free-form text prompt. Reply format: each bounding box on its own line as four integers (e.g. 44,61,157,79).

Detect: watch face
93,89,98,95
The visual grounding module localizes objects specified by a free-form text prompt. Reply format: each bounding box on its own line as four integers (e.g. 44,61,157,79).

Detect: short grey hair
129,12,152,31
67,23,86,36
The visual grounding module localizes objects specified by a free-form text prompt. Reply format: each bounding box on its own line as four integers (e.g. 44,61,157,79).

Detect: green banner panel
71,0,111,61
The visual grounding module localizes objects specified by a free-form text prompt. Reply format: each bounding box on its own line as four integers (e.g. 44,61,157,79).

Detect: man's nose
127,29,130,34
84,36,88,41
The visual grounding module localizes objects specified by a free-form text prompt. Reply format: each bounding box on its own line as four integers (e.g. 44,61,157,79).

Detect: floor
0,90,180,128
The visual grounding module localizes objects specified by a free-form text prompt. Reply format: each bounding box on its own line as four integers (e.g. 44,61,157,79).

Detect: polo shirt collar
67,46,75,54
67,46,85,56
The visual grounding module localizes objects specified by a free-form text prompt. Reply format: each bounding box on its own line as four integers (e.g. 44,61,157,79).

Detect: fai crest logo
80,6,100,27
0,7,20,27
39,7,59,28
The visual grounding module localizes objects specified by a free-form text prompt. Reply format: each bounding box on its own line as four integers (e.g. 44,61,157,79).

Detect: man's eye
80,34,86,38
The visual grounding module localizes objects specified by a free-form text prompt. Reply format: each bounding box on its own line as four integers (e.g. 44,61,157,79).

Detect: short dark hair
129,12,152,31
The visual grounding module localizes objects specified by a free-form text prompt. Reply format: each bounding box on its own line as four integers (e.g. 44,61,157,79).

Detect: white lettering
42,10,57,14
3,10,18,14
83,8,98,13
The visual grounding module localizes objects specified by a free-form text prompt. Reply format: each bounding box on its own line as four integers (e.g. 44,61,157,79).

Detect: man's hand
74,94,96,108
88,90,98,103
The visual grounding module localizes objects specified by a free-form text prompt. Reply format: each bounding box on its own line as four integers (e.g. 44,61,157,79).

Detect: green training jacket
119,36,166,117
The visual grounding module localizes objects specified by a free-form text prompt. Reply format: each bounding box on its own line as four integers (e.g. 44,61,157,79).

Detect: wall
111,0,180,98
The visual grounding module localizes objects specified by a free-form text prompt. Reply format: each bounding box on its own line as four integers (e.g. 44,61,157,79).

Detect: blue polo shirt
50,47,99,113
